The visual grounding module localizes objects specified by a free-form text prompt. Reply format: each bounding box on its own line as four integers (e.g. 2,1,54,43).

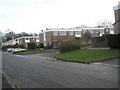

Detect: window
75,31,81,35
69,31,74,35
36,38,39,40
75,31,81,37
53,31,58,36
59,31,66,36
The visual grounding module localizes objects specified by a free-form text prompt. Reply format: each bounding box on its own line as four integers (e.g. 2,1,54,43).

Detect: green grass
15,50,41,55
56,50,119,63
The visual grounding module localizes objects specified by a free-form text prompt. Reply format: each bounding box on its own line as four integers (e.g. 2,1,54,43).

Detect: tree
97,20,113,27
83,31,92,40
4,31,15,41
15,32,32,38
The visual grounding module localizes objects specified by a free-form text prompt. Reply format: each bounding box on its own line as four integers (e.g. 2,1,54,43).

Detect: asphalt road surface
2,52,118,88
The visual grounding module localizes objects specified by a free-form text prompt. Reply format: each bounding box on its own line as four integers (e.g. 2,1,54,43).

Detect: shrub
12,44,25,48
46,44,53,49
83,31,92,40
59,41,80,53
27,42,37,50
39,43,44,48
105,34,120,49
2,44,25,51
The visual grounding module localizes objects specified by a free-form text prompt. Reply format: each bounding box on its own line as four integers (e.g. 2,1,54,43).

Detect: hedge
59,41,80,53
2,44,25,51
105,34,120,49
27,42,37,50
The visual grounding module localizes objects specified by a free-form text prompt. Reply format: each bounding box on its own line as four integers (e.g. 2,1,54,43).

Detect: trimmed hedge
46,45,53,49
2,44,25,51
59,41,80,53
105,34,120,49
27,42,37,50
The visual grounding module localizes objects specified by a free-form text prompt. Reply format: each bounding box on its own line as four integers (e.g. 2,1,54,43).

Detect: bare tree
97,20,113,27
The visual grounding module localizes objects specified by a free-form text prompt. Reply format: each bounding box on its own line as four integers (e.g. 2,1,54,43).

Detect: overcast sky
0,0,119,34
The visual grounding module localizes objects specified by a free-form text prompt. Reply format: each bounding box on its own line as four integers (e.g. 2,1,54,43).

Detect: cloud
0,0,119,33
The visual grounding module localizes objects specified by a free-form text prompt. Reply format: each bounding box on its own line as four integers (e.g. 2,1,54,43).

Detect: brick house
39,27,114,48
113,3,120,34
39,28,82,48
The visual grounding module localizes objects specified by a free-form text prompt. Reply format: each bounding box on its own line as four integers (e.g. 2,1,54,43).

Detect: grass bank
56,50,119,63
15,50,41,55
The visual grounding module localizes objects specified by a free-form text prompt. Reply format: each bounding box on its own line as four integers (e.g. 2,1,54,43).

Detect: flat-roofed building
40,28,82,48
39,27,114,48
2,36,40,47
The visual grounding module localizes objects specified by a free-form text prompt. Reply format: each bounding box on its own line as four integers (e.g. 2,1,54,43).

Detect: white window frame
59,31,66,36
53,31,58,36
75,31,81,35
69,31,74,35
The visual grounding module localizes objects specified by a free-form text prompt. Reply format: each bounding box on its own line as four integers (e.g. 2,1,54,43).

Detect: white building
2,36,40,47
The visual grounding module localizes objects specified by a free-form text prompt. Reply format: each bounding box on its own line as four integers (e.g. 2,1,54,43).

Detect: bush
27,42,37,50
59,41,80,53
106,34,120,49
39,43,44,48
2,44,25,51
46,45,53,49
83,31,92,40
12,44,25,48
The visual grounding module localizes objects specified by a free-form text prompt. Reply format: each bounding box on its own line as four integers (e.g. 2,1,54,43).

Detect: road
2,52,118,88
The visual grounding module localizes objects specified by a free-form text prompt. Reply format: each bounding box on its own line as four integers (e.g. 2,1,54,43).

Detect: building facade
113,3,120,34
0,31,2,49
39,27,114,48
2,36,40,47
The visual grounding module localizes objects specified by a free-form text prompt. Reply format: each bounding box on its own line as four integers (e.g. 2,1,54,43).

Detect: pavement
92,58,119,68
2,51,119,88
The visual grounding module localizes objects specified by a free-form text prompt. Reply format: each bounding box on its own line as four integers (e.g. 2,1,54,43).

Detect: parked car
12,48,26,53
7,48,15,52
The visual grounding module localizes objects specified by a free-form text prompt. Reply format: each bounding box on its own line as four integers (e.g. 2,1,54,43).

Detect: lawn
56,50,119,63
15,50,41,55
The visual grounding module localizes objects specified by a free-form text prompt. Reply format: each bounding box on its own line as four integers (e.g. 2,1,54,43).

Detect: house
39,27,114,48
40,28,82,48
113,3,120,34
0,31,2,49
2,36,40,47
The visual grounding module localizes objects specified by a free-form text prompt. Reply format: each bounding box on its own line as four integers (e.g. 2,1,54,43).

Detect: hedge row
27,42,37,50
59,41,80,53
2,44,25,51
105,34,120,49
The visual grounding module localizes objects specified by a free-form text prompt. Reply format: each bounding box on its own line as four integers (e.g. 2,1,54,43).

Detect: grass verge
15,50,41,55
56,50,119,63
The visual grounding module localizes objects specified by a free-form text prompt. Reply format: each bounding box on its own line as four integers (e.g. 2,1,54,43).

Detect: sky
0,0,119,34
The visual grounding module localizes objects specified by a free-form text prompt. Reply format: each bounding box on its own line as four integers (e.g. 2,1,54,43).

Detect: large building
0,31,2,49
113,2,120,34
2,36,40,47
39,27,114,48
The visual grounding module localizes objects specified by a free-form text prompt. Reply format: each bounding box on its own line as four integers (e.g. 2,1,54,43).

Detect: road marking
1,70,20,89
38,56,57,61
